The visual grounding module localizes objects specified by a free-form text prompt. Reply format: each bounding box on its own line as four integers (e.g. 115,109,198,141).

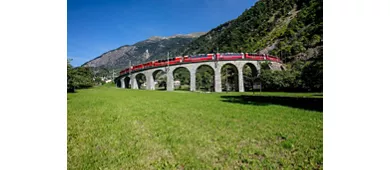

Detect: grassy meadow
67,85,323,169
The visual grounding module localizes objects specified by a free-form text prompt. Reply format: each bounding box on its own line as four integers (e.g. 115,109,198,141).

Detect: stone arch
152,69,166,79
135,73,146,90
243,62,259,76
124,77,130,89
152,69,167,90
194,63,216,72
173,67,191,90
220,63,239,92
242,62,259,92
195,64,215,92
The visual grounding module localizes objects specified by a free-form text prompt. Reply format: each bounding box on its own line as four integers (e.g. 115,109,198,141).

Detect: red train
119,52,281,75
119,67,131,75
184,54,214,62
266,55,281,62
153,57,182,67
245,53,266,60
217,53,244,60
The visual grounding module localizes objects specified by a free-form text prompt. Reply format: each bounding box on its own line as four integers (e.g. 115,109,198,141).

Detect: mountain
172,0,322,92
82,32,206,71
177,0,323,63
82,0,322,84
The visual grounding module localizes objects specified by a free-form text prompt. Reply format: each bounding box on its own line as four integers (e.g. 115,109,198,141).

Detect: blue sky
68,0,258,66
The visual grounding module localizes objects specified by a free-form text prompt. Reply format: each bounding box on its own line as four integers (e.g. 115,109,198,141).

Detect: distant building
174,80,181,87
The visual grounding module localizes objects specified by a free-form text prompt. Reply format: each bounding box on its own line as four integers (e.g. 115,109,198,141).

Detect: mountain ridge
147,32,206,40
82,32,206,70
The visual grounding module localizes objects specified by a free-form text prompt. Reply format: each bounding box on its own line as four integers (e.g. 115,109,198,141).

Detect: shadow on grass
67,89,76,93
220,95,323,112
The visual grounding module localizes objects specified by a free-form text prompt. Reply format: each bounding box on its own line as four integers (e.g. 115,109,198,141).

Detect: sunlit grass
68,85,323,169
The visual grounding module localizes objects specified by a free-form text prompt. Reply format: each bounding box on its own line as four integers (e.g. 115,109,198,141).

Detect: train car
119,67,131,75
217,53,244,60
153,59,168,67
244,53,266,60
266,55,281,62
167,57,182,65
132,64,144,71
179,56,184,63
142,61,154,68
273,56,281,62
153,57,182,67
182,55,190,63
184,54,214,63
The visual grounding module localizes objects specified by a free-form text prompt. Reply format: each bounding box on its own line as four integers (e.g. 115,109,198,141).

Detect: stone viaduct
115,60,272,92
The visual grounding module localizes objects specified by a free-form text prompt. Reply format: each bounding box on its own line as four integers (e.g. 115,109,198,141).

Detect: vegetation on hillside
260,53,322,92
67,59,103,92
175,0,323,92
179,0,322,59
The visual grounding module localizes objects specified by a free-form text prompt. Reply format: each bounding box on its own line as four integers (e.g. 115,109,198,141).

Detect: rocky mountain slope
82,32,205,71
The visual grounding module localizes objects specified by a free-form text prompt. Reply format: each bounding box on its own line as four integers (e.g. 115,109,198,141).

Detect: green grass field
68,85,323,169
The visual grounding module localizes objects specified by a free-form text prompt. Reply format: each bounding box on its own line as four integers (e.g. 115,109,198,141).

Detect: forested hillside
176,0,323,92
179,0,322,63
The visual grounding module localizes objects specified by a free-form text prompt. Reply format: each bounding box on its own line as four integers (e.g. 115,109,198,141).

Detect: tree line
67,59,105,92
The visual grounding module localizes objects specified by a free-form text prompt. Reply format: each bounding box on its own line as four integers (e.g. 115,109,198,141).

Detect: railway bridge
114,59,278,92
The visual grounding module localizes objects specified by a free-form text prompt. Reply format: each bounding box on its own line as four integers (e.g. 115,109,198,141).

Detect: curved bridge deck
115,59,280,92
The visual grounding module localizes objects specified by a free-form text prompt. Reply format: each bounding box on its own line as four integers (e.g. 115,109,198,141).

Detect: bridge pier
238,68,244,92
166,68,174,91
190,69,196,92
145,71,155,90
120,77,125,88
131,74,139,89
214,66,222,92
